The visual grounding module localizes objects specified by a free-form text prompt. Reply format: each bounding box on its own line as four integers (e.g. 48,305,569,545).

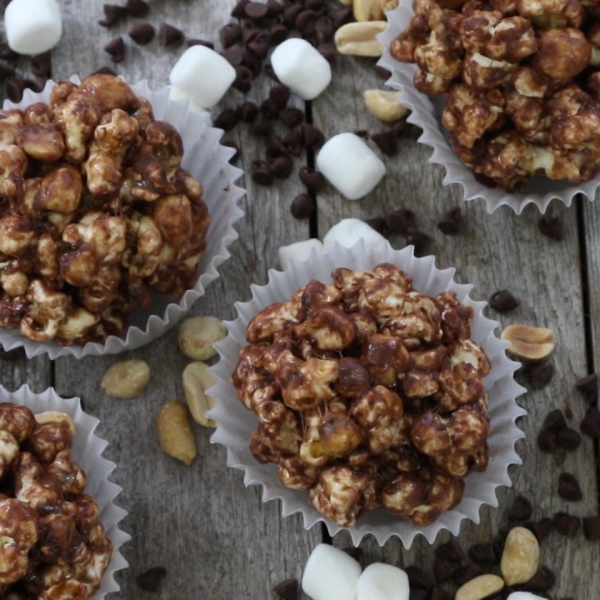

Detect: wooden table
1,1,599,598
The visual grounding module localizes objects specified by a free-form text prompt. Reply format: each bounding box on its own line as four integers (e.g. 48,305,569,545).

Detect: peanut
456,574,504,600
353,0,384,21
364,89,408,122
101,359,151,399
178,315,227,361
501,324,555,361
35,411,75,437
334,21,388,57
156,402,197,466
381,0,399,10
501,526,540,586
183,362,217,428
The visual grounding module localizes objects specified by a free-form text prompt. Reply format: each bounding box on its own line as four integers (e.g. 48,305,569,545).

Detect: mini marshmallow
357,564,410,600
5,0,62,56
168,86,208,115
507,594,548,600
169,46,236,109
317,133,386,200
270,38,332,101
302,544,362,600
278,239,323,271
323,219,387,252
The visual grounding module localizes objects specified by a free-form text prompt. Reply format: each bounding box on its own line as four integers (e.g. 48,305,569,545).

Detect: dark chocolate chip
433,558,459,583
537,429,557,453
0,42,17,61
214,108,239,131
159,23,185,47
104,37,125,63
252,160,274,186
407,229,431,256
270,156,294,179
329,6,354,29
386,209,414,234
99,4,127,27
576,373,598,402
523,566,556,592
0,347,25,360
270,84,291,109
468,542,498,565
242,21,259,45
437,206,461,235
0,62,15,80
544,409,566,432
266,135,289,160
279,108,304,128
129,23,156,45
260,98,279,119
489,290,519,313
231,0,250,18
557,427,581,451
220,23,242,49
270,23,289,45
371,130,398,156
301,124,325,151
250,113,272,136
222,141,240,164
408,124,422,140
508,495,533,522
247,31,271,59
224,45,244,66
283,4,304,27
581,407,600,438
30,52,51,78
296,10,318,36
242,48,263,75
291,194,315,219
299,167,325,193
187,39,215,49
526,360,554,389
342,547,363,561
265,63,279,81
136,567,167,593
434,540,464,563
527,517,554,543
316,16,335,44
430,586,451,600
283,130,303,156
373,62,392,79
273,578,298,600
233,65,253,92
583,515,600,541
126,0,149,17
239,101,259,123
364,217,386,233
538,216,564,241
267,0,284,17
558,473,583,502
92,66,118,76
452,564,483,587
23,78,44,93
317,42,337,62
405,566,429,589
409,589,430,600
306,0,325,9
245,1,269,20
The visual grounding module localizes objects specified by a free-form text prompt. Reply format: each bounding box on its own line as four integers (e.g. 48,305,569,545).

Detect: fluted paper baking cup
0,384,129,598
378,4,600,214
207,240,527,547
0,77,245,359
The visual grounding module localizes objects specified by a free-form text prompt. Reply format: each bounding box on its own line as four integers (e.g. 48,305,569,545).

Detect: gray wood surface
0,1,598,599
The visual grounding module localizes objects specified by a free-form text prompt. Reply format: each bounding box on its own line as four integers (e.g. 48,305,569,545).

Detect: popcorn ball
232,264,492,528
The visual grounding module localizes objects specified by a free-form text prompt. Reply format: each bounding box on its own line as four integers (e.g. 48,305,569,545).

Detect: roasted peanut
101,360,151,399
335,22,387,56
178,316,227,361
183,362,217,427
34,411,75,437
353,0,384,21
501,324,555,361
364,90,408,122
380,0,399,10
156,402,197,466
456,574,504,600
501,526,540,586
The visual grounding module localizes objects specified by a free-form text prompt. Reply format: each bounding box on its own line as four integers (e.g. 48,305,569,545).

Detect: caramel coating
234,264,491,527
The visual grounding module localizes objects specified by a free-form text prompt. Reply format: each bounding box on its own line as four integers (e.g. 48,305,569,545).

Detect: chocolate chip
23,78,44,93
373,63,392,79
558,473,583,502
0,42,17,61
489,289,519,313
220,23,242,49
273,578,298,600
468,542,498,565
248,31,271,59
270,156,294,179
296,10,318,36
434,540,464,563
283,130,303,156
581,407,600,438
527,517,554,543
576,373,598,402
316,16,335,44
92,66,118,76
433,558,459,583
402,566,428,590
267,0,284,17
583,515,600,541
260,98,279,119
329,6,354,29
437,206,461,235
270,23,289,45
283,4,303,27
99,4,127,27
317,42,337,62
231,0,249,18
252,160,274,186
104,37,125,63
30,52,51,78
508,495,533,521
242,22,259,45
270,84,291,109
250,113,272,136
544,409,566,432
239,101,259,123
430,587,451,600
291,194,315,219
364,217,386,233
306,0,325,9
264,63,279,81
126,0,149,17
452,564,483,587
299,167,325,193
301,124,325,152
410,589,430,600
557,427,581,451
222,141,240,164
136,567,167,593
245,1,269,20
371,130,398,156
129,23,156,45
279,108,304,128
342,547,363,561
214,108,239,131
233,65,253,92
266,131,291,157
526,360,554,389
537,429,557,453
538,216,563,241
0,347,25,360
386,209,414,234
407,229,431,256
159,23,185,47
523,566,556,592
0,62,15,80
187,39,215,49
242,48,263,75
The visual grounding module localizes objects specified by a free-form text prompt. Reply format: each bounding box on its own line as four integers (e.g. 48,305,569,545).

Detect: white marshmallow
317,133,386,200
168,86,208,115
5,0,62,56
270,38,332,100
169,46,236,109
302,544,362,600
323,218,387,252
278,239,323,271
356,563,410,600
507,593,548,600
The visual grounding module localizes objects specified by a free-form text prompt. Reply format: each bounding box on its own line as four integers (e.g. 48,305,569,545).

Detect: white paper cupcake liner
0,77,245,359
378,4,600,214
207,240,527,547
0,384,130,599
